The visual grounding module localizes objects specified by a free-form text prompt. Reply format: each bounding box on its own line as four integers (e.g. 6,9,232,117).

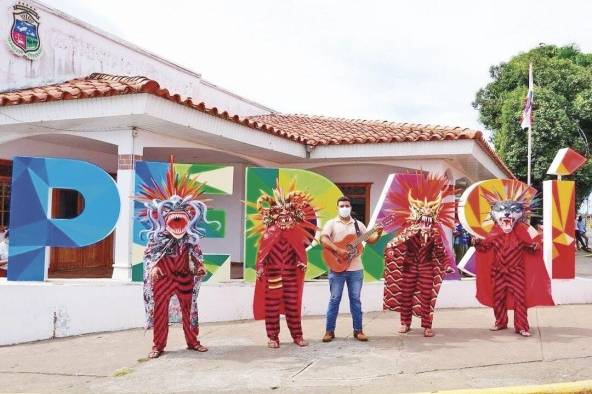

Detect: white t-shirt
321,217,367,271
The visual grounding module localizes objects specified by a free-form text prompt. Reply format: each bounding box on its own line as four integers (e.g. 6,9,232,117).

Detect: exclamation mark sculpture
543,148,588,279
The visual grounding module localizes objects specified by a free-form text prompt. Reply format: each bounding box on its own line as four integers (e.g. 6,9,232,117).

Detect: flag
520,63,534,129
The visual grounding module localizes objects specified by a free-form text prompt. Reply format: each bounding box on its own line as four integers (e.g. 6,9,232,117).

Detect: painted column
543,147,587,279
112,139,143,281
543,180,576,279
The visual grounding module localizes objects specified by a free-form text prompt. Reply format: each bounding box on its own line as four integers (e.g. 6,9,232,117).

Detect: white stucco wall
2,277,591,345
0,136,118,172
311,163,396,218
0,0,272,116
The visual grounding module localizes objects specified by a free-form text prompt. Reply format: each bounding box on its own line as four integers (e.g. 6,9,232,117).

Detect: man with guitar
320,196,383,342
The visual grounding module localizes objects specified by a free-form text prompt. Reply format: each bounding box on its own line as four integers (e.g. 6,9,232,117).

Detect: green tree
473,44,592,206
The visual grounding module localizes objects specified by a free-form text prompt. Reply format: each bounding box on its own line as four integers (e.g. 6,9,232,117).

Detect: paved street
1,303,592,393
577,250,592,278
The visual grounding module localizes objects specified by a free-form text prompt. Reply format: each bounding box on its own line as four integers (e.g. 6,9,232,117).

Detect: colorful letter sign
132,161,233,282
8,157,120,281
244,167,343,281
244,167,397,282
543,147,588,279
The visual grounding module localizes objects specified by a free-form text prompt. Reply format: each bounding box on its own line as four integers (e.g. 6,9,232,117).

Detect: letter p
8,157,120,281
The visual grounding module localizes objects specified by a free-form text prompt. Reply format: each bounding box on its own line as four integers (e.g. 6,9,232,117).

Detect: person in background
576,216,591,252
530,217,544,237
453,220,470,264
0,229,8,277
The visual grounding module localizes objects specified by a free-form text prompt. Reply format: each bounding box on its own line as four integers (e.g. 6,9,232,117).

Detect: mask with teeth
248,181,318,237
257,190,309,231
490,201,525,233
481,179,537,235
382,173,456,236
408,190,443,231
159,195,197,239
135,157,217,246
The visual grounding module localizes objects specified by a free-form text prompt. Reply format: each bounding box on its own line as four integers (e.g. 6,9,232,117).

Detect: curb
414,379,592,393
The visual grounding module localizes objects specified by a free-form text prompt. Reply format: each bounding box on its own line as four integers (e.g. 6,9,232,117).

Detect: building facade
0,0,513,281
12,1,585,347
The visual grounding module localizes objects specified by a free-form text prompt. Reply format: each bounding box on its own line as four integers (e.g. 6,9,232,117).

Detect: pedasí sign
7,156,582,282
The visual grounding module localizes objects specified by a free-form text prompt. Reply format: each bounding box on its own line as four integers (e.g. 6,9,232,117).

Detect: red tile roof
0,74,513,177
248,114,514,177
0,73,298,141
248,114,479,145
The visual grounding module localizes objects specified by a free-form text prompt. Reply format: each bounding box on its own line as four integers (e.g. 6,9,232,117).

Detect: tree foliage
473,44,592,206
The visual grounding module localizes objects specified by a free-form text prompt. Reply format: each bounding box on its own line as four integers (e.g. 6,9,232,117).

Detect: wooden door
335,183,372,225
49,189,114,278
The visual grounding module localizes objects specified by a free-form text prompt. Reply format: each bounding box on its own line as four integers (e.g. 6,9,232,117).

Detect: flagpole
527,63,533,186
527,124,532,185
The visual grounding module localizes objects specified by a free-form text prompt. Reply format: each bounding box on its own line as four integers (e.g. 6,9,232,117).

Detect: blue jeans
325,269,363,332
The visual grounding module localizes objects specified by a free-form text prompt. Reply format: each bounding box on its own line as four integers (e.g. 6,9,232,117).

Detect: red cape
253,226,307,320
475,223,554,309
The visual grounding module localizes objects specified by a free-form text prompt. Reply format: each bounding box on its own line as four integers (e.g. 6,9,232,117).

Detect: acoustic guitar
322,216,395,272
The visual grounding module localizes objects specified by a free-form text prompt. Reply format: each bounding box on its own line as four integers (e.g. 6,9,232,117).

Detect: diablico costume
248,182,317,348
135,159,216,358
473,180,554,336
383,174,456,337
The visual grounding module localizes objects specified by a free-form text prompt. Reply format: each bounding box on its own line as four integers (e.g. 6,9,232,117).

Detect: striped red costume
384,227,451,330
473,181,554,336
135,157,215,358
250,183,317,348
381,173,457,337
147,241,206,352
255,230,306,344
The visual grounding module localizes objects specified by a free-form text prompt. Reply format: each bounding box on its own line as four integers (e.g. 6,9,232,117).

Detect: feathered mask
481,180,537,233
247,180,318,241
382,173,455,232
134,157,212,240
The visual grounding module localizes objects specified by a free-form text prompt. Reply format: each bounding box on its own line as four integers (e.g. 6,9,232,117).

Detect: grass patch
113,367,133,377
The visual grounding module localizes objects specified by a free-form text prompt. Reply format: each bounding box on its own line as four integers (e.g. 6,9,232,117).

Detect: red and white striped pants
264,241,303,341
399,262,435,329
152,273,199,351
492,265,528,332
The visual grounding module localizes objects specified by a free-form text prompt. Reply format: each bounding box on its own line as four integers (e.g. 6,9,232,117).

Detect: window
336,183,372,224
0,179,9,228
0,160,12,229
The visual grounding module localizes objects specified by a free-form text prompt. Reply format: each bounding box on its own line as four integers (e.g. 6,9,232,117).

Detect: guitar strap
353,219,361,237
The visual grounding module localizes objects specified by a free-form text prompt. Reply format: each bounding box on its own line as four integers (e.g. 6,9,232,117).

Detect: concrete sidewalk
1,304,592,393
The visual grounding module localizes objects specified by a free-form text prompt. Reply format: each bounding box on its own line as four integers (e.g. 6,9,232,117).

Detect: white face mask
338,206,351,218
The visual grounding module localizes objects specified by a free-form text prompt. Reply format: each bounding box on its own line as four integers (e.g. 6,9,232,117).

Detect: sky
40,0,592,132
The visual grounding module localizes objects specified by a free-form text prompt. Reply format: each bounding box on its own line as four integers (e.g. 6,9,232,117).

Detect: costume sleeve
515,223,541,253
521,241,540,254
387,225,417,248
255,232,268,273
473,237,493,251
256,253,265,272
433,230,451,271
143,239,159,271
190,243,206,275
